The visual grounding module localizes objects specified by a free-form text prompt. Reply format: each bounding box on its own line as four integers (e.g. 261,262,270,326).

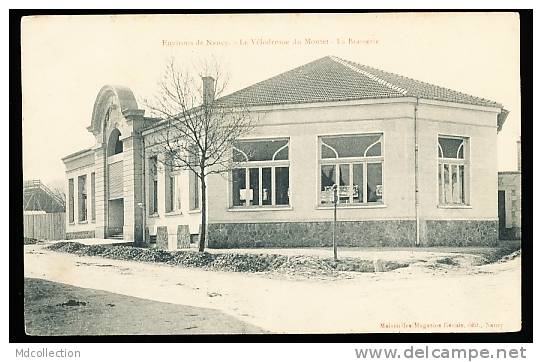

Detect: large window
438,136,468,205
232,138,290,207
319,134,383,205
149,156,158,214
68,178,74,223
78,175,87,222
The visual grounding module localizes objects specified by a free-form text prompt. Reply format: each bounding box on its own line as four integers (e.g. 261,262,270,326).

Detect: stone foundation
208,220,416,248
66,230,95,240
207,219,499,248
422,219,498,246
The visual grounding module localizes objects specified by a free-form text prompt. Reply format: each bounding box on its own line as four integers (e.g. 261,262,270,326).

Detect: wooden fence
23,212,66,240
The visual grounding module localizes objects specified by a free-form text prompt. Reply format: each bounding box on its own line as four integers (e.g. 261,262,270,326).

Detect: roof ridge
218,57,329,103
329,56,408,96
342,58,502,108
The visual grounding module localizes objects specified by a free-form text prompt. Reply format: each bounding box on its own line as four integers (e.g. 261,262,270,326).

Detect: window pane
275,167,289,205
262,167,272,205
233,148,248,162
78,175,87,221
153,180,158,212
339,164,350,204
439,137,464,159
320,165,336,204
353,164,363,203
438,164,444,204
365,141,381,157
168,176,175,212
451,165,459,203
232,168,246,206
459,165,465,204
165,167,173,212
234,139,288,161
443,164,451,203
249,168,259,206
367,163,383,202
273,146,288,160
175,174,182,210
321,143,337,159
321,134,381,158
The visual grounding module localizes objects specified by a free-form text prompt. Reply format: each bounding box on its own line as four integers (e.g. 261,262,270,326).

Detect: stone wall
177,225,191,249
207,219,498,248
66,230,96,239
156,226,168,249
208,220,416,248
422,220,498,246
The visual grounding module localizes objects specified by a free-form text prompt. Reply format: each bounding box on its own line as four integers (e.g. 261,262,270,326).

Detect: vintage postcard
20,12,522,336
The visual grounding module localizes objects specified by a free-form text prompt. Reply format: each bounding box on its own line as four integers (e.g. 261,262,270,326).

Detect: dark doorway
107,198,124,239
498,190,506,239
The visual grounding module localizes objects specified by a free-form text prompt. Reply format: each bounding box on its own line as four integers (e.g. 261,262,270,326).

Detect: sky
21,12,521,188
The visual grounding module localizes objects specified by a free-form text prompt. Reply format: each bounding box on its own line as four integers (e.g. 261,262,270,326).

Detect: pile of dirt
478,242,521,264
498,249,521,262
46,242,410,277
24,237,42,245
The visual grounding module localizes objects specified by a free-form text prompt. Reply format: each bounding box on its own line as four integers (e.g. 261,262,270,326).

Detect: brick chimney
202,76,215,106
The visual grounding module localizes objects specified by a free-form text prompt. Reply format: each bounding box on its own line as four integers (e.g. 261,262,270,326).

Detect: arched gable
87,85,139,137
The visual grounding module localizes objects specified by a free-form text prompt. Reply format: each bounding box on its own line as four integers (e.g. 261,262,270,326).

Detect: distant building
63,56,509,247
23,179,65,214
498,140,521,240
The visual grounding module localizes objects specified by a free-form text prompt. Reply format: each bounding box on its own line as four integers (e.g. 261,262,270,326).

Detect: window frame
230,137,291,209
317,132,385,207
437,134,470,207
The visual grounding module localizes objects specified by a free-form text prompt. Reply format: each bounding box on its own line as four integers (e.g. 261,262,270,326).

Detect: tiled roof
219,56,503,109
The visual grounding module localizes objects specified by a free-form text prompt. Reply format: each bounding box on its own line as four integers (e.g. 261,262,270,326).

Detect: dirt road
24,278,266,335
24,244,521,334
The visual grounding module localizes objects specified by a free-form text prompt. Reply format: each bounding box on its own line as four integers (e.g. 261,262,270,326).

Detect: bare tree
144,58,255,252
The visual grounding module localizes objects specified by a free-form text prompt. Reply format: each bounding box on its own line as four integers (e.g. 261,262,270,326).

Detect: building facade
497,140,522,240
63,56,509,247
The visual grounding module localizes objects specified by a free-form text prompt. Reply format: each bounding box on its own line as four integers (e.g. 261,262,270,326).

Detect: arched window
438,136,469,205
319,133,383,205
107,129,123,156
231,139,290,207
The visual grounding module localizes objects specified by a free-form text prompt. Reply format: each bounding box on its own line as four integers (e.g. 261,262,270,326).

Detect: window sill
78,220,88,224
317,203,387,210
187,209,201,214
148,213,160,218
438,204,472,209
228,206,292,212
165,210,183,217
69,222,75,225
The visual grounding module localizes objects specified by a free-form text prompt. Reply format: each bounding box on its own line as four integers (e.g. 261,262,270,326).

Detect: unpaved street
24,244,521,334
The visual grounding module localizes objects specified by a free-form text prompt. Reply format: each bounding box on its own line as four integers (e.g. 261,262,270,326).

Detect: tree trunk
198,174,207,252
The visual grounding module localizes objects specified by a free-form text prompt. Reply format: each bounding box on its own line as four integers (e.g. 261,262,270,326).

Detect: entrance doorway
108,198,124,238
